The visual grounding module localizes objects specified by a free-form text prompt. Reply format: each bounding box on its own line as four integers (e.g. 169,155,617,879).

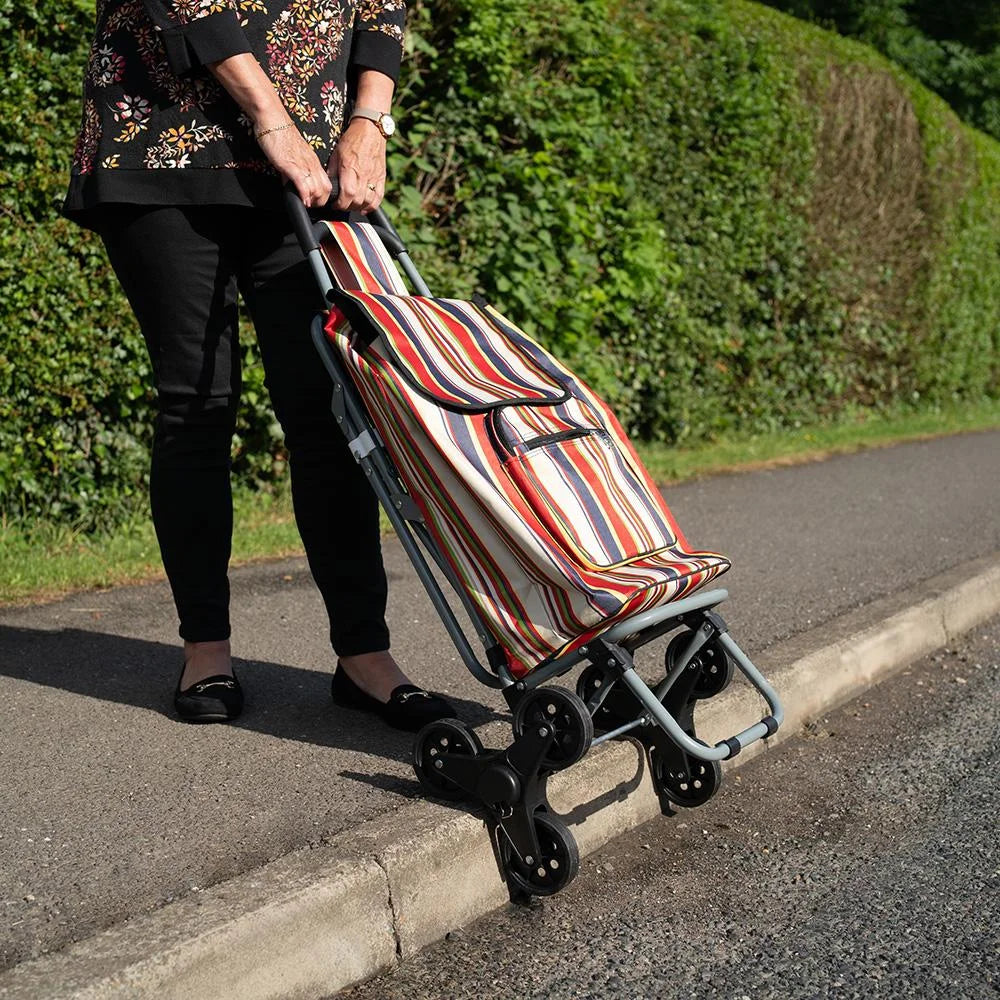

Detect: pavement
0,429,998,998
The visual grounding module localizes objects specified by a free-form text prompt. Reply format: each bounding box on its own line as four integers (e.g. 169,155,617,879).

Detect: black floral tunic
64,0,405,222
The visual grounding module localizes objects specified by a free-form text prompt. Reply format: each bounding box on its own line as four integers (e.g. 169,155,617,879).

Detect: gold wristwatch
349,107,396,139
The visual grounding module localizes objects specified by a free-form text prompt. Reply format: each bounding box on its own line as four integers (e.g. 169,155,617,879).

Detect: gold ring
368,183,377,191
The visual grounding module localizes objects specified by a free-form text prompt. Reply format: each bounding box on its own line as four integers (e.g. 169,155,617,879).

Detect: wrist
251,100,294,137
348,107,395,139
256,121,295,140
346,116,384,136
249,101,290,129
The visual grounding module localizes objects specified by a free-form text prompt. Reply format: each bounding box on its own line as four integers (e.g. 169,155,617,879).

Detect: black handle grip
284,180,342,255
283,181,411,262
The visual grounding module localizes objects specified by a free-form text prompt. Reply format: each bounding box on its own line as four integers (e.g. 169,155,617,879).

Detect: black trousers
99,204,389,655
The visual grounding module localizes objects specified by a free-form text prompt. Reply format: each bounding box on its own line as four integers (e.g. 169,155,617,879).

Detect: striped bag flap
331,290,571,411
319,221,410,295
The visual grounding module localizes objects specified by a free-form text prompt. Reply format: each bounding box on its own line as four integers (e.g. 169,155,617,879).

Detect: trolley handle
283,182,408,261
283,180,334,255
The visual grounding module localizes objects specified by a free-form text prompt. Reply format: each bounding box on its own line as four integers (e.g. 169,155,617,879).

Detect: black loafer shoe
331,664,456,733
175,671,243,723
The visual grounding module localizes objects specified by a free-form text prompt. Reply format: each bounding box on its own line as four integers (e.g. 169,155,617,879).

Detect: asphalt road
1,430,998,969
340,616,1000,1000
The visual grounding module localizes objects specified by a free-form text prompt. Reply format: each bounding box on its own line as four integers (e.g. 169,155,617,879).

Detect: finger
316,170,333,205
304,166,332,208
333,171,353,211
292,169,313,208
360,178,382,214
335,171,364,213
305,171,322,208
326,147,340,175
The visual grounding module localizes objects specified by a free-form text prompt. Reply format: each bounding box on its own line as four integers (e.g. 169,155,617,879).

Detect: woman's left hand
327,118,386,214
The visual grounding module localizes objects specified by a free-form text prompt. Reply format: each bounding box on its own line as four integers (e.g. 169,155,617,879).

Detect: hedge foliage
0,0,281,527
2,0,999,529
760,0,1000,140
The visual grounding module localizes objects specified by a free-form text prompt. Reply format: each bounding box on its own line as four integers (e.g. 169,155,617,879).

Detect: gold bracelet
255,122,294,139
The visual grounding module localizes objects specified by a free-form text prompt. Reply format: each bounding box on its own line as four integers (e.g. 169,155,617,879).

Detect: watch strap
349,106,395,138
350,106,384,124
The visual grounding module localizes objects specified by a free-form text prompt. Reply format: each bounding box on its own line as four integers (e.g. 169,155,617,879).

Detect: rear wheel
575,664,628,731
665,632,735,700
650,742,723,808
498,812,579,897
412,719,484,802
512,686,594,771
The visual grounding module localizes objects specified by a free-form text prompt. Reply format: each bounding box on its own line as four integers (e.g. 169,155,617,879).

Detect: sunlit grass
0,488,303,606
2,398,997,606
640,399,1000,483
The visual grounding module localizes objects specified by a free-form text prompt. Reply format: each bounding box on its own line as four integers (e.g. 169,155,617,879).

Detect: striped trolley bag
288,193,783,899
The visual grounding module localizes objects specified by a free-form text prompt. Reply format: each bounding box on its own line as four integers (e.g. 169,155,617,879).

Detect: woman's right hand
207,53,332,207
256,124,332,208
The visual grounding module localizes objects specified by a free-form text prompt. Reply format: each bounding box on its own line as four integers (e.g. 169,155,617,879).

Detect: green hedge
0,0,281,528
387,0,1000,438
2,0,998,528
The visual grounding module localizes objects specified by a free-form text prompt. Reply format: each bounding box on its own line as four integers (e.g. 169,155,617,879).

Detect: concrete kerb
2,553,998,1000
0,844,397,1000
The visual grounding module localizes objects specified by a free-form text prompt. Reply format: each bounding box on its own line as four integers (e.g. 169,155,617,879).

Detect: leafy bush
0,0,283,527
387,0,1000,439
759,0,1000,140
2,0,999,530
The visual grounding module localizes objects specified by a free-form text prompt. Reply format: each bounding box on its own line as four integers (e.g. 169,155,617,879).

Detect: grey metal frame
297,205,783,764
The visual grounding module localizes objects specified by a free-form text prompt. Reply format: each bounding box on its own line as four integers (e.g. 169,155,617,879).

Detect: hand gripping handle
283,183,430,295
283,180,340,255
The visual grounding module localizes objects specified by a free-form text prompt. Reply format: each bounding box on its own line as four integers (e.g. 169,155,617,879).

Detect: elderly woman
64,0,454,729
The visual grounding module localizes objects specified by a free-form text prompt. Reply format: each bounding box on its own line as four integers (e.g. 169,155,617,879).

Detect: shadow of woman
0,624,504,767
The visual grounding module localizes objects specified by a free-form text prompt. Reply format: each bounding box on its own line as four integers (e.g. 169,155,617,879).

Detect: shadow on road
0,625,503,763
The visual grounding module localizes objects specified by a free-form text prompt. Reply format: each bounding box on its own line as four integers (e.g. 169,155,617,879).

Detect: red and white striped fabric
320,221,730,677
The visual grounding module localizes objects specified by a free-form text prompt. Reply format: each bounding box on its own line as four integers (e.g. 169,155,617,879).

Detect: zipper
486,409,512,458
521,428,595,451
491,409,603,458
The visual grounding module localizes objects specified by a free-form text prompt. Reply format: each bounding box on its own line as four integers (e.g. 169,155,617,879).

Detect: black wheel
513,685,594,771
575,664,626,731
413,718,484,802
665,632,735,700
650,743,723,808
499,812,579,897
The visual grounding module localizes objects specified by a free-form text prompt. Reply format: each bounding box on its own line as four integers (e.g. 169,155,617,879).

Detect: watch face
380,114,396,137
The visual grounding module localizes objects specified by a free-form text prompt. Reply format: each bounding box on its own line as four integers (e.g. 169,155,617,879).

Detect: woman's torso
65,0,404,217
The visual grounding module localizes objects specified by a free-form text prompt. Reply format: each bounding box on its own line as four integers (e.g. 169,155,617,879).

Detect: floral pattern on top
267,1,351,122
75,101,103,176
112,95,153,142
67,0,405,203
167,0,242,26
144,120,231,167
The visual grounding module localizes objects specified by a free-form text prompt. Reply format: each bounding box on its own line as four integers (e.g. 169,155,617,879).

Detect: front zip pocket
489,402,597,458
498,413,675,570
521,428,592,451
